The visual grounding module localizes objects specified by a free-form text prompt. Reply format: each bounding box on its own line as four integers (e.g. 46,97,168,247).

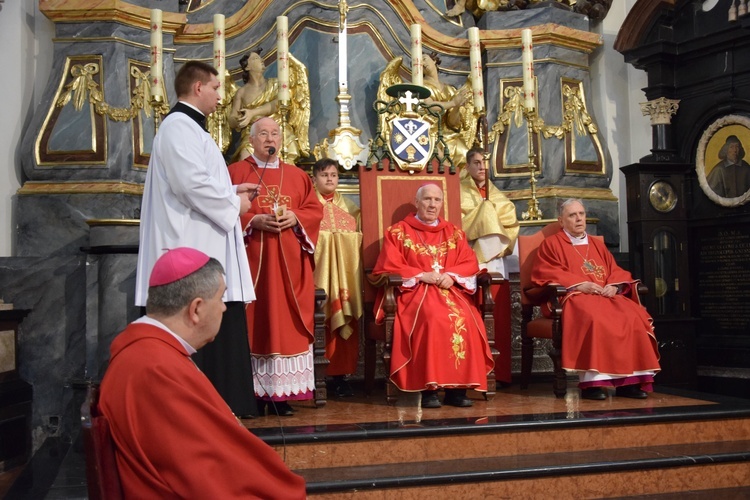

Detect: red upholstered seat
359,159,503,404
518,223,606,397
81,383,123,500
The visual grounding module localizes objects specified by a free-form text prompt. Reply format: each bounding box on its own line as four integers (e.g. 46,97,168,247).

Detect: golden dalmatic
313,190,363,375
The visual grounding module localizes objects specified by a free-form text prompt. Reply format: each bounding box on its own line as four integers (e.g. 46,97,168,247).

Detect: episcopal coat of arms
388,116,434,171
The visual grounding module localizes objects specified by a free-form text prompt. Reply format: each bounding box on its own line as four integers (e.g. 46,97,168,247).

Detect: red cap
149,247,211,287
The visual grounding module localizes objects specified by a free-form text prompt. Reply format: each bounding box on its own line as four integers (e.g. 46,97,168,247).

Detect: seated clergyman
531,199,661,400
372,183,495,408
100,247,306,498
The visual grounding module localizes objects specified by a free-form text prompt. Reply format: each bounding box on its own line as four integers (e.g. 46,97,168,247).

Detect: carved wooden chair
313,288,329,406
360,161,503,405
518,223,569,397
518,223,646,398
81,383,123,500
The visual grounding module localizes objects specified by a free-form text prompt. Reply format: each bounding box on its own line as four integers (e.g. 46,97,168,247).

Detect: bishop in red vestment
100,248,306,498
531,199,660,400
372,184,494,408
228,117,323,416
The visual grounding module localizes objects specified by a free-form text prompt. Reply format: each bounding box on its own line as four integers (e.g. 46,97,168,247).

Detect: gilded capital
640,97,680,126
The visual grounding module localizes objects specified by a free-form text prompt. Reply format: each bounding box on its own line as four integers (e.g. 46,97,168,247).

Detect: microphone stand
251,146,276,202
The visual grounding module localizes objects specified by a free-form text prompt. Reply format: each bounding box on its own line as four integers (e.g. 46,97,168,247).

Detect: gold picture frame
696,114,750,207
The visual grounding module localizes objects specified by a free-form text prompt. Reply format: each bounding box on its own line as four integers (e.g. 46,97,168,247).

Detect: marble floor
242,382,718,430
3,381,749,499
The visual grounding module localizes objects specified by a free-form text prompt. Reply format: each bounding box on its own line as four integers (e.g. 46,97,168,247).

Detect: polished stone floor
3,381,750,499
243,382,718,430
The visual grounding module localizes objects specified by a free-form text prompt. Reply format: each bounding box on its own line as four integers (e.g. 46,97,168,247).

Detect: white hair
557,198,585,217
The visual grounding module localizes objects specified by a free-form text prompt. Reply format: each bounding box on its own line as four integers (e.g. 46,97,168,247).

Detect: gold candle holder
150,94,167,133
521,107,543,221
278,100,290,163
208,97,232,153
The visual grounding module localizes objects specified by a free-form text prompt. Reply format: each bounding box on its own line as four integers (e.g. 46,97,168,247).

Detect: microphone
250,146,276,201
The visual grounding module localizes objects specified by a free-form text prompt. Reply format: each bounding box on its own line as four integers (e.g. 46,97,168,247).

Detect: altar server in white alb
135,60,260,418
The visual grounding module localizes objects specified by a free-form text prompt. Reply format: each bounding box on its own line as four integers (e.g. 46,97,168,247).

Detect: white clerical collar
415,215,439,226
177,100,205,117
563,228,589,246
251,154,279,169
135,316,197,355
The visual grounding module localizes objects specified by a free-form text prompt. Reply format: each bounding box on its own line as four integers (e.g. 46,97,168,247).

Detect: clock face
648,180,678,213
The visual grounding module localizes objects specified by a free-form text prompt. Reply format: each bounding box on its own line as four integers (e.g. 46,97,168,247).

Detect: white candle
277,16,290,103
468,27,484,112
150,9,163,99
521,28,535,111
213,14,226,100
338,9,347,92
410,24,423,86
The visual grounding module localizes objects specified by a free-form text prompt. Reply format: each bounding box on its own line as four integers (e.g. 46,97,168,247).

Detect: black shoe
237,414,257,420
443,389,473,407
421,390,442,408
255,399,267,416
615,385,648,399
331,376,355,397
267,401,295,416
581,387,607,400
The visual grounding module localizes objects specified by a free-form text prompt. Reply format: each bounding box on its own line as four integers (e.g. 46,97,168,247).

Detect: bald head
250,117,281,162
415,184,443,223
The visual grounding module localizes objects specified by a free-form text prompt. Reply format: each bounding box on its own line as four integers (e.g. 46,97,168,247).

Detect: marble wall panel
86,253,139,381
16,193,142,257
0,256,86,451
21,25,175,182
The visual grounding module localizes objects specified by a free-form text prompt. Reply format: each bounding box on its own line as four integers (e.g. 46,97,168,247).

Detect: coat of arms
388,116,434,171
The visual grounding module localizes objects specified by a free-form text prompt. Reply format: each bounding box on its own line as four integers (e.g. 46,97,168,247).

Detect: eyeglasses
255,131,280,139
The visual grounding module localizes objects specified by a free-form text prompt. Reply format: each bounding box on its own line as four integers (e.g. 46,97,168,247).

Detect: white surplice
135,104,254,306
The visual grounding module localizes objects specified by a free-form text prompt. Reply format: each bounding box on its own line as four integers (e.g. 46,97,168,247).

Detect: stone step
261,414,750,471
302,440,750,498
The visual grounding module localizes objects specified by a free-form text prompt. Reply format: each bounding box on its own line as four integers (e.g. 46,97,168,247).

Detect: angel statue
228,50,311,163
376,52,476,167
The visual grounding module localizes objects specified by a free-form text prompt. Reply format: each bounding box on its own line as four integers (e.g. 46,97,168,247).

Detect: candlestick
468,27,484,112
150,9,163,99
521,28,535,111
213,14,226,100
277,16,290,104
410,24,423,86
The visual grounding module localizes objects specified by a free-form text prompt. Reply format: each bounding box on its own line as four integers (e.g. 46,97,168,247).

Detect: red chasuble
372,214,495,392
532,231,660,377
228,158,323,357
100,322,306,499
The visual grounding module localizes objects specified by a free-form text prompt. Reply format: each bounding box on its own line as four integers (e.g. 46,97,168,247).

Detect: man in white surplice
135,60,260,418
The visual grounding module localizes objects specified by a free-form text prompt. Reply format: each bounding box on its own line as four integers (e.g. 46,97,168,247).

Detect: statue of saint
228,50,311,163
445,0,611,21
376,53,476,167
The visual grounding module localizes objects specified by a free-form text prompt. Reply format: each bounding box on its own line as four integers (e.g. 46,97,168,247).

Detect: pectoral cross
431,260,443,273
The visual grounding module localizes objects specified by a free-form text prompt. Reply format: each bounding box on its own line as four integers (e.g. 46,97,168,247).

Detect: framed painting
696,114,750,207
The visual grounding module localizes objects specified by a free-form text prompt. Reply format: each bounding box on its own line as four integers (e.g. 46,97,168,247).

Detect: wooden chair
81,383,123,500
313,288,329,406
360,160,503,404
518,223,569,398
518,224,647,398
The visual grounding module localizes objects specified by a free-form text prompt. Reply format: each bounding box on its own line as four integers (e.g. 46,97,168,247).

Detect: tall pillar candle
213,14,226,100
276,16,290,103
150,9,163,99
468,27,484,112
521,28,535,111
410,23,423,86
